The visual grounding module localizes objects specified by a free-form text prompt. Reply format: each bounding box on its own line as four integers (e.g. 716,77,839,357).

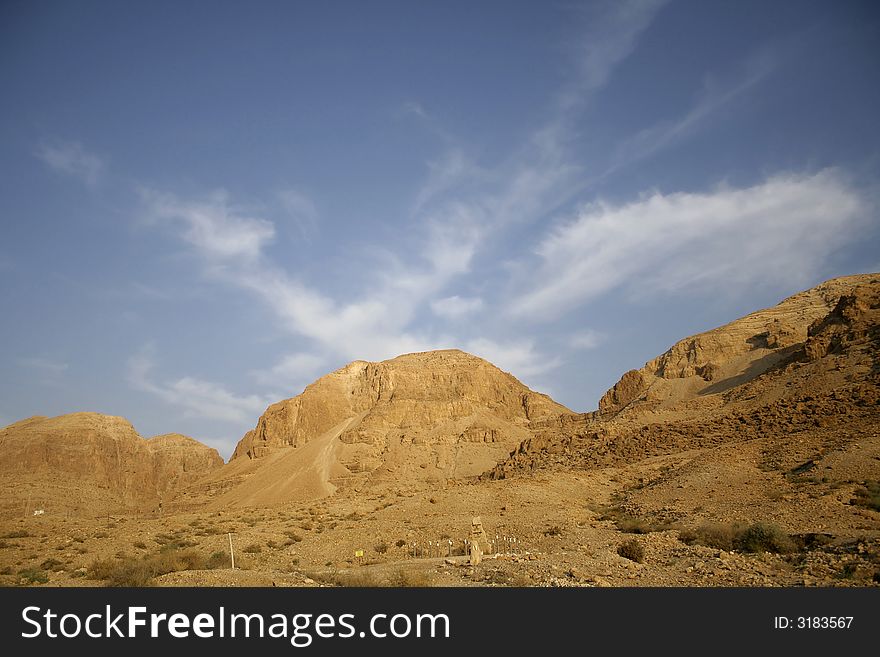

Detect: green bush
734,522,795,554
679,521,795,554
18,568,49,584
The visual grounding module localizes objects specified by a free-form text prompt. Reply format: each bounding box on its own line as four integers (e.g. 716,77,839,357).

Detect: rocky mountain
182,349,573,508
0,413,223,517
485,273,880,480
598,274,876,416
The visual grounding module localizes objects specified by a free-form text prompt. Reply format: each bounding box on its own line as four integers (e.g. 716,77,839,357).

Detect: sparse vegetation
735,522,796,554
88,548,223,586
852,480,880,511
243,543,262,554
39,558,64,570
313,567,435,587
374,541,388,554
395,539,406,548
18,568,49,584
678,521,796,554
133,541,147,549
543,525,563,537
597,506,670,534
617,538,645,563
2,530,30,539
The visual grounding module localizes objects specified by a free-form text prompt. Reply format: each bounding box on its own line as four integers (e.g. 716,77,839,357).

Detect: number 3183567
798,617,853,629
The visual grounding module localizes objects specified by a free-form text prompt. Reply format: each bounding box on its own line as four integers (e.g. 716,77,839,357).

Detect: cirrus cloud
510,169,867,319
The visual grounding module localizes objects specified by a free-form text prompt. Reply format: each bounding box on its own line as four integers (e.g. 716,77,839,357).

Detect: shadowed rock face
0,413,222,516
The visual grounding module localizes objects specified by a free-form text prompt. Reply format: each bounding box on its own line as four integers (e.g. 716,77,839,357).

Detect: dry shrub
313,567,435,587
617,538,645,563
679,521,795,554
852,481,880,511
18,568,48,584
88,548,223,587
2,530,30,539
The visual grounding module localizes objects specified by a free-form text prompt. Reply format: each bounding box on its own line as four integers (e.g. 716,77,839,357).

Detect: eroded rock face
0,413,222,516
233,349,571,462
598,370,646,415
206,350,575,503
598,274,880,416
484,274,880,481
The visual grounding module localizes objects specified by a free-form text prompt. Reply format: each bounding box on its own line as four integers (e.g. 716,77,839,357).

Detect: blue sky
2,0,879,459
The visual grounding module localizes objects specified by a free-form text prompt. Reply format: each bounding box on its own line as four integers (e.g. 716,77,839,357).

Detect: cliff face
0,413,222,516
598,274,880,416
232,349,571,462
185,350,574,507
486,273,880,481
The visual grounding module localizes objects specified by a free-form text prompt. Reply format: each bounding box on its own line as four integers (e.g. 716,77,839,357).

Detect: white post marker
228,533,235,570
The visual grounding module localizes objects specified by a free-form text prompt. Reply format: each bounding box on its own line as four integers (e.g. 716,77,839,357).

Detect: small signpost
228,533,235,570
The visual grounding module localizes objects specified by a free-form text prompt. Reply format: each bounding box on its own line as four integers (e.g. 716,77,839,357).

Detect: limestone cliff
189,350,574,507
0,413,223,516
598,273,880,416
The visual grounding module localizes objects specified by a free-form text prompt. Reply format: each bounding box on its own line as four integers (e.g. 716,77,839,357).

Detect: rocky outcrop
0,413,222,516
804,287,879,361
232,349,571,463
598,274,880,416
190,350,575,506
598,369,646,415
485,273,880,481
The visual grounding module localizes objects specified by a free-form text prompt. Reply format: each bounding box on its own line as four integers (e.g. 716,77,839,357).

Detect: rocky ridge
0,413,223,516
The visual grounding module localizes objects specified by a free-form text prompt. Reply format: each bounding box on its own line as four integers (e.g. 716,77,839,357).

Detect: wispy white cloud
608,49,778,175
127,345,271,423
132,1,667,378
35,141,106,187
511,169,866,319
277,188,319,240
430,295,484,319
249,352,326,391
465,337,561,380
19,357,68,377
569,329,605,350
558,0,669,110
141,189,275,262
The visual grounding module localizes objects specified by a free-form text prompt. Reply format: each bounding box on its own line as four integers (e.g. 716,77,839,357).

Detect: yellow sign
355,549,364,558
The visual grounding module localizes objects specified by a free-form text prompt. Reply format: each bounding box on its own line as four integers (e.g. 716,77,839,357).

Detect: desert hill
0,413,223,517
1,274,878,588
178,349,574,508
485,273,880,479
